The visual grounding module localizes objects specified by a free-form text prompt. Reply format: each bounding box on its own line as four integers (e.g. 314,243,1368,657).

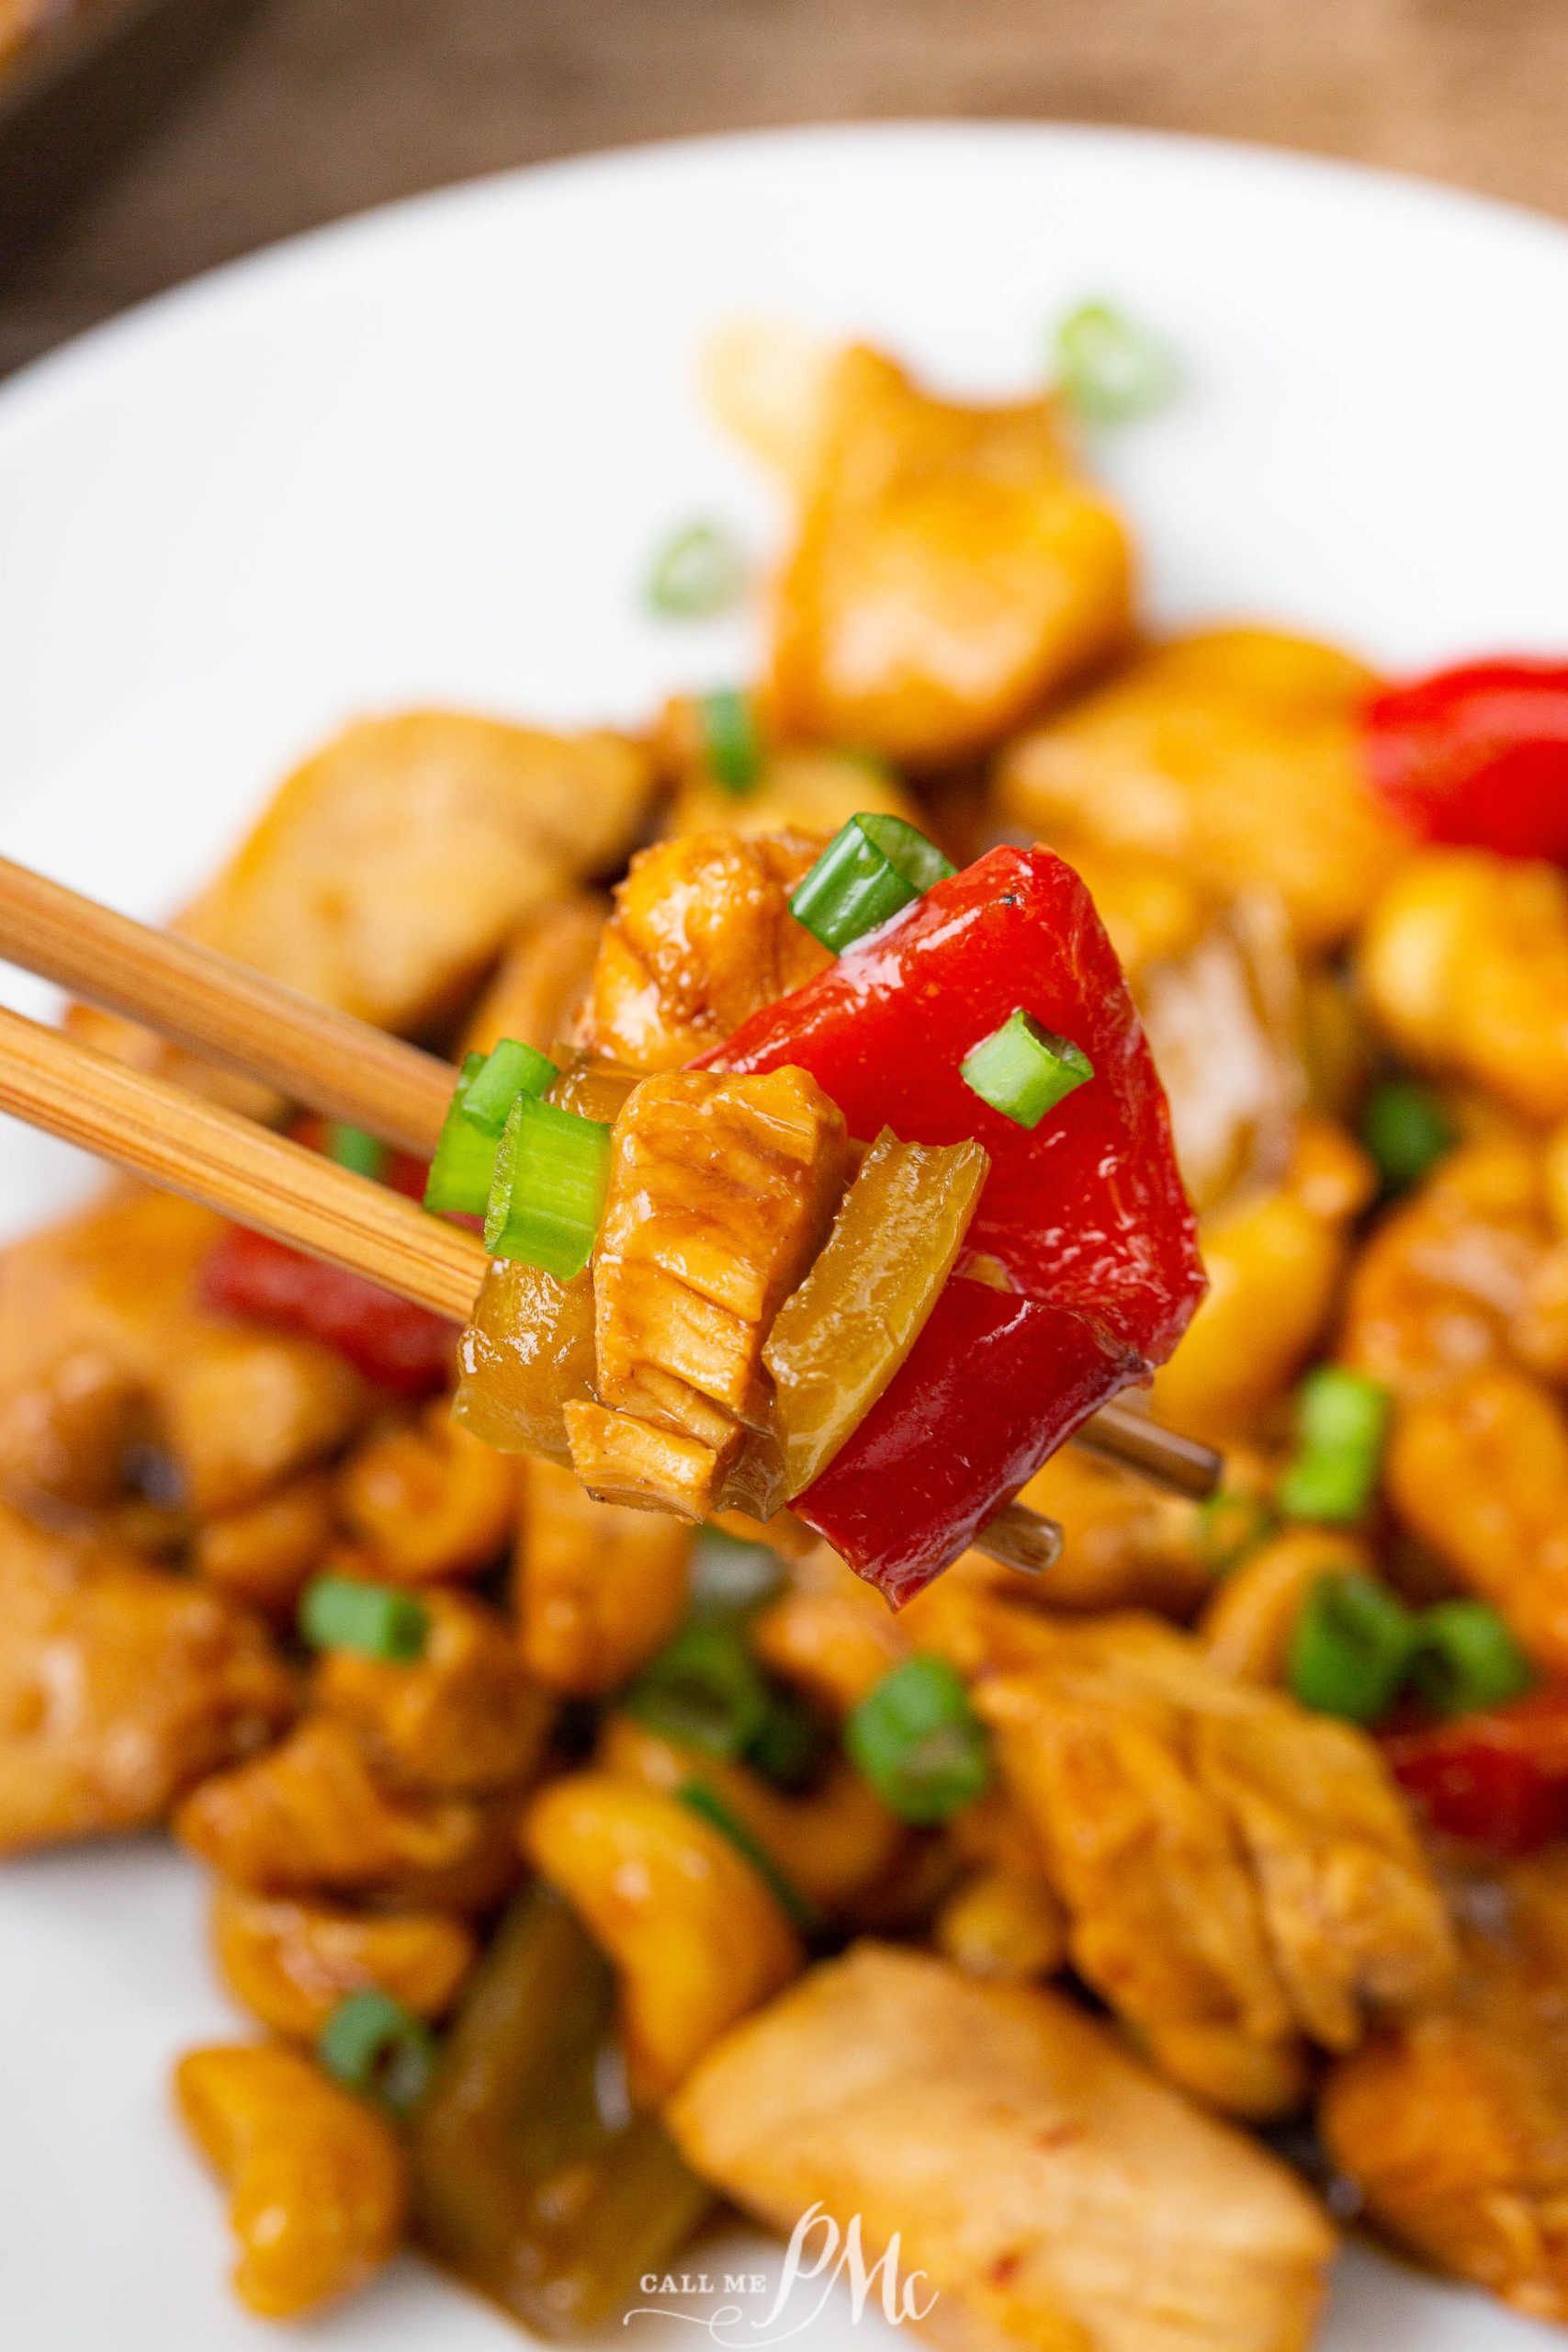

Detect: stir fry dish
11,314,1568,2348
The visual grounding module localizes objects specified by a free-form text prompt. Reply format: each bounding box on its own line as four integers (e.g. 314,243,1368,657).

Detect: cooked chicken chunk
514,1455,692,1695
175,1717,520,1912
0,1188,370,1522
1322,1852,1568,2323
976,1615,1455,2117
770,345,1133,765
0,1504,294,1856
1069,847,1303,1217
566,1068,851,1519
998,629,1400,950
1341,1135,1551,1401
575,832,830,1073
671,1943,1336,2352
459,894,607,1058
310,1588,552,1795
179,712,651,1034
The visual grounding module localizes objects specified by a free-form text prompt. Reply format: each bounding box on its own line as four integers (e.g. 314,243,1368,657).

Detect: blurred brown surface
0,0,1563,377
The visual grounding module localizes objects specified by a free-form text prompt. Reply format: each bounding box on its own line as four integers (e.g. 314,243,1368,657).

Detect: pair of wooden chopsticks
0,856,1220,1570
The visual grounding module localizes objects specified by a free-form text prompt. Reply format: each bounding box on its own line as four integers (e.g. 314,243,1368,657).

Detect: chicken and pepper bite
11,319,1568,2352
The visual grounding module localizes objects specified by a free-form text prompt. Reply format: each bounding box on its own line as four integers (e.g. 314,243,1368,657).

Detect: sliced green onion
462,1037,559,1135
961,1010,1094,1131
698,687,763,797
790,813,956,954
745,1690,824,1792
624,1622,772,1759
675,1781,818,1934
1196,1487,1279,1577
317,1988,437,2116
1287,1570,1416,1724
299,1574,429,1663
483,1092,611,1280
645,521,747,620
1055,300,1179,424
1360,1079,1453,1195
1411,1600,1534,1720
325,1122,386,1181
423,1051,491,1215
1278,1366,1393,1524
845,1655,989,1825
423,1042,559,1217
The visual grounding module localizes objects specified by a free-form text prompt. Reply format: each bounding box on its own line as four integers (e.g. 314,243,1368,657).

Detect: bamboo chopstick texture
0,856,454,1157
0,1002,486,1319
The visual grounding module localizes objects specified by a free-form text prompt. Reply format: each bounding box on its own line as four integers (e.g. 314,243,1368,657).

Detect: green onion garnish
645,521,747,620
1196,1487,1279,1577
845,1656,990,1825
423,1051,491,1215
961,1010,1094,1131
1410,1600,1533,1720
1287,1570,1416,1724
423,1040,559,1217
624,1621,772,1760
325,1122,386,1181
676,1781,818,1935
790,813,956,955
1277,1366,1393,1525
482,1092,611,1280
1359,1079,1453,1195
1055,300,1179,424
698,687,763,797
317,1988,437,2116
299,1574,428,1663
462,1037,558,1134
745,1690,824,1792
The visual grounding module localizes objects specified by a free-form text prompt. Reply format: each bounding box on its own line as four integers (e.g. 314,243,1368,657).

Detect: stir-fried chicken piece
175,1717,520,1912
769,345,1133,766
513,1455,692,1696
1384,1364,1568,1675
1341,1135,1551,1401
1322,1851,1568,2323
0,1188,370,1525
976,1615,1455,2117
177,713,651,1035
459,894,608,1058
574,832,830,1074
565,1068,851,1520
0,1503,294,1856
998,628,1400,951
1068,847,1303,1218
671,1943,1336,2352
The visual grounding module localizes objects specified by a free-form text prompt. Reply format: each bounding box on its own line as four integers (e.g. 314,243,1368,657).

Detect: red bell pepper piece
705,843,1205,1602
199,1121,454,1399
1382,1690,1568,1856
1364,658,1568,863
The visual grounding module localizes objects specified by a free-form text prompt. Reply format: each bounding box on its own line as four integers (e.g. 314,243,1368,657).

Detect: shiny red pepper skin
199,1124,454,1399
1382,1690,1568,1856
706,844,1205,1602
1364,659,1568,862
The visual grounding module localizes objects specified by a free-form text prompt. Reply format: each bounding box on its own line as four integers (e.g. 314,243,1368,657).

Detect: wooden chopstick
0,856,453,1159
0,857,1221,1506
0,1001,484,1318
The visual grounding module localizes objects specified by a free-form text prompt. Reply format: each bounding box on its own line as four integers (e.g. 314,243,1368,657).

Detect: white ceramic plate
1,121,1565,2352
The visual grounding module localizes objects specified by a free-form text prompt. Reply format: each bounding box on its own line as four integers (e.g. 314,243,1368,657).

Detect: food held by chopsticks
9,313,1568,2349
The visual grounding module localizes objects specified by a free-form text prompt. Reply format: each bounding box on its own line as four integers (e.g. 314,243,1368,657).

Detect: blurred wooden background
2,0,1564,377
